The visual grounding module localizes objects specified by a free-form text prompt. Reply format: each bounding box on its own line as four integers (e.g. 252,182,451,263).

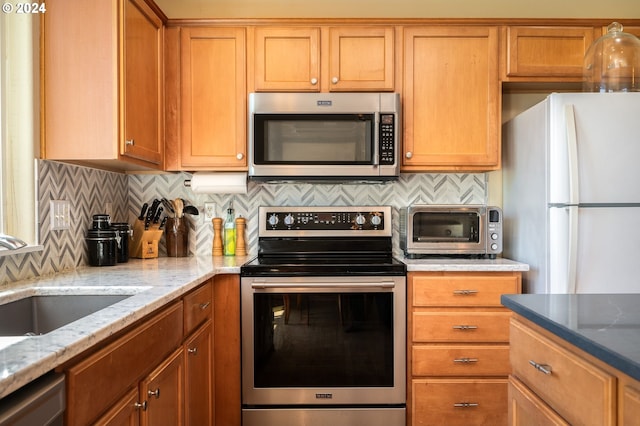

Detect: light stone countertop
0,254,527,400
403,257,529,272
0,255,247,399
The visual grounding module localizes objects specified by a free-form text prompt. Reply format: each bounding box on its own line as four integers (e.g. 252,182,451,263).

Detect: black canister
111,222,132,263
92,214,111,230
86,229,117,266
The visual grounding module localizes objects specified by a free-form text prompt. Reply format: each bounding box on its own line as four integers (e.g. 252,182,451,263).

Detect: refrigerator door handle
567,206,579,294
565,105,580,206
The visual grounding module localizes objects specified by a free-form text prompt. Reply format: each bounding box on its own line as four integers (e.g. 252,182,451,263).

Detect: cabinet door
503,26,594,80
140,348,184,426
328,26,394,91
185,321,214,426
403,26,500,171
180,27,247,169
254,27,321,91
94,388,140,426
508,376,569,426
622,385,640,426
122,0,163,166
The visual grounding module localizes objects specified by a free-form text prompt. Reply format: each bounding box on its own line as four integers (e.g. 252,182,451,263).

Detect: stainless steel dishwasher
0,373,65,425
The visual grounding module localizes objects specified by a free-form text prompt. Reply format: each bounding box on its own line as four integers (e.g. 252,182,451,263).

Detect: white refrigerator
502,92,640,294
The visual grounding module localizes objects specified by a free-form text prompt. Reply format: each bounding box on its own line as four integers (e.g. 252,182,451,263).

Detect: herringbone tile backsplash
0,160,486,286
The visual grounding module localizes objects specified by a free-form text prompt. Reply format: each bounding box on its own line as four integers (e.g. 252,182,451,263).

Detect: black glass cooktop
241,255,406,277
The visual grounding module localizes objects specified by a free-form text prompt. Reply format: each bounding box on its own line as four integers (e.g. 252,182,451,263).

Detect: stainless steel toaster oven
400,205,502,258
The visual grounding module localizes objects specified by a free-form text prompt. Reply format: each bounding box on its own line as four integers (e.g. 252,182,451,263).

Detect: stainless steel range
240,206,406,426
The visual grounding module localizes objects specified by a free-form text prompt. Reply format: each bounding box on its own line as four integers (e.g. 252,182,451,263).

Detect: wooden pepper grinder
212,218,223,256
235,216,247,256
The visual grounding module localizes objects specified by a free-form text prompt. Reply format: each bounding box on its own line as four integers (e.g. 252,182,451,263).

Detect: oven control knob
491,233,499,240
268,214,279,227
491,243,499,250
370,214,382,227
355,214,366,226
284,214,295,226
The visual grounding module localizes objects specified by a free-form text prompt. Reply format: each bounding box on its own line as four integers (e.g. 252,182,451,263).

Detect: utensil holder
165,217,189,257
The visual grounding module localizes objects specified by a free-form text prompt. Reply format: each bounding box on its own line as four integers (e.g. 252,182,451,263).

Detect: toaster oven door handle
250,281,396,290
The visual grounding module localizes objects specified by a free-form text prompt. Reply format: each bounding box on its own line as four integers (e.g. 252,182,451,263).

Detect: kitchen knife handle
138,202,148,220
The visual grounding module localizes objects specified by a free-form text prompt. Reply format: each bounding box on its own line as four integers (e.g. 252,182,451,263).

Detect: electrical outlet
50,200,71,231
204,202,217,223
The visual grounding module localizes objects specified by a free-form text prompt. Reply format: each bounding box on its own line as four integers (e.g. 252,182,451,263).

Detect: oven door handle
250,281,396,290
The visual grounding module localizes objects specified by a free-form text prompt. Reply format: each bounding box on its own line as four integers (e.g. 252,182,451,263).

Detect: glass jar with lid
583,22,640,92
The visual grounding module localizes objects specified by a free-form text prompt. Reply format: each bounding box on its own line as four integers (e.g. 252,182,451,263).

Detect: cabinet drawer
413,274,520,307
413,345,511,377
66,302,183,426
413,311,511,343
412,378,508,426
184,281,212,336
508,375,569,426
510,319,615,426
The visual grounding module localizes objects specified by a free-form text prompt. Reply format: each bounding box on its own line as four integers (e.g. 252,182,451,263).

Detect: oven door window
253,292,393,388
413,212,480,243
253,114,374,164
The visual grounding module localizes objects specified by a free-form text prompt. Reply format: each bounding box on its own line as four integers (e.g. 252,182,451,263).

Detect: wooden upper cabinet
122,0,164,165
502,26,595,81
177,27,247,170
328,26,395,91
403,26,500,171
252,25,395,92
43,0,164,171
254,27,321,91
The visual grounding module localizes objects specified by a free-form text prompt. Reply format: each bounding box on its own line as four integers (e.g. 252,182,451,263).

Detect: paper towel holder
184,172,248,194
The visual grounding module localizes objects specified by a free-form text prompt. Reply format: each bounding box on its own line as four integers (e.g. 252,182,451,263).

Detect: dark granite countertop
501,294,640,382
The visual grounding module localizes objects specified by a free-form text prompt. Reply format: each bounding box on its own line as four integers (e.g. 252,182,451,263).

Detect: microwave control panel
379,114,396,165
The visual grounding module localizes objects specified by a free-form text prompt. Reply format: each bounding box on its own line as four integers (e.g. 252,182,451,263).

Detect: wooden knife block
129,219,164,259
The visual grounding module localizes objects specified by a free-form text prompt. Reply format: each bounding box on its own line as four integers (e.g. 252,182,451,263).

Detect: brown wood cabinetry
252,26,395,92
508,315,640,426
408,271,522,426
501,26,595,82
43,0,164,171
62,280,215,426
402,26,500,172
165,27,247,171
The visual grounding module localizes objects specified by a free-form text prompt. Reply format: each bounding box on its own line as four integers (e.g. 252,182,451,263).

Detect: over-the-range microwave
248,92,401,181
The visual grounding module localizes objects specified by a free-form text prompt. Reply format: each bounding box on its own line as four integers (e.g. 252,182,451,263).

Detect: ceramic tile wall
0,161,486,286
128,172,488,258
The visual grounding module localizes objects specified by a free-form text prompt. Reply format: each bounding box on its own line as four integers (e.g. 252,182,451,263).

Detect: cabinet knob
147,388,160,399
134,401,148,411
125,139,135,146
405,151,413,159
236,153,244,160
188,347,198,355
310,78,318,85
331,76,339,84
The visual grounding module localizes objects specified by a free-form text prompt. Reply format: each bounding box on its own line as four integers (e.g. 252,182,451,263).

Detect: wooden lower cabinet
62,280,216,426
408,271,522,426
507,315,640,426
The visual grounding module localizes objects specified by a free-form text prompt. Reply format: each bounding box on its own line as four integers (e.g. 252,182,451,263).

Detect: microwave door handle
251,282,396,290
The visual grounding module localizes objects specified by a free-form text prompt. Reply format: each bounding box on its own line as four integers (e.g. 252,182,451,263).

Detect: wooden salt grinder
212,218,223,256
235,216,247,256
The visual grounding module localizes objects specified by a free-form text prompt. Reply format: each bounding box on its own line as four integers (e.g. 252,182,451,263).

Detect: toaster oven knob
355,214,366,226
370,215,382,226
491,243,499,250
491,233,499,240
268,214,279,227
284,214,295,226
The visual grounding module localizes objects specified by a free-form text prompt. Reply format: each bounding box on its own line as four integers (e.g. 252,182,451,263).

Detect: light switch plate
50,200,71,230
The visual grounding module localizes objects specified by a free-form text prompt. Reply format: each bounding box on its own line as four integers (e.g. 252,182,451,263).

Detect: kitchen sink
0,294,133,336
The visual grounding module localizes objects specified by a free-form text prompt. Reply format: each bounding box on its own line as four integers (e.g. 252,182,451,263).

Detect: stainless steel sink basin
0,294,132,336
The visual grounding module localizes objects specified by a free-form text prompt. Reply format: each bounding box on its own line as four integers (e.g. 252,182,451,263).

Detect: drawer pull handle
454,357,478,363
452,325,478,330
453,289,478,295
199,301,210,310
148,388,160,399
529,360,553,375
188,347,198,355
454,402,479,408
